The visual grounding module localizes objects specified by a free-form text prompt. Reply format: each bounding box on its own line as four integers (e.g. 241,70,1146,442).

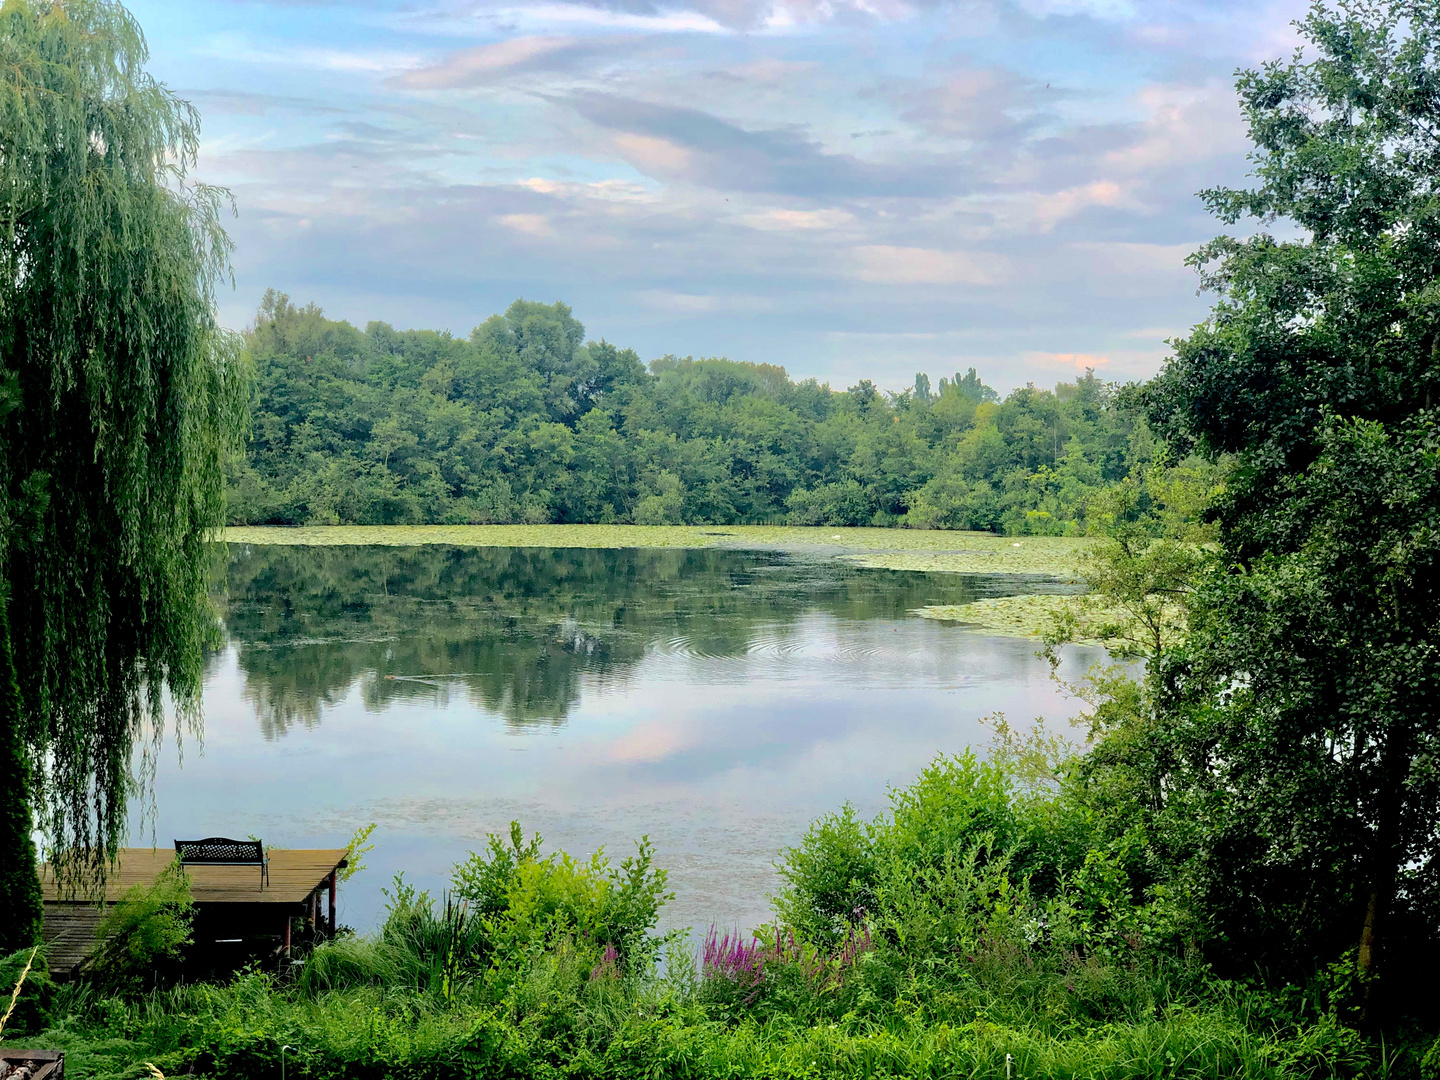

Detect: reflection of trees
220,544,1039,737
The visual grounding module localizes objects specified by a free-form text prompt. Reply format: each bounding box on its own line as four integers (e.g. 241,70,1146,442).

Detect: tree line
229,294,1166,534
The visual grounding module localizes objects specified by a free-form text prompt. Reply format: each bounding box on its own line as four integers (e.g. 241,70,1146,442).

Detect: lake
134,543,1103,935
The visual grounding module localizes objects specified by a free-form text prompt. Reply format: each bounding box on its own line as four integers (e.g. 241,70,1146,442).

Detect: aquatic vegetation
912,595,1100,643
223,523,1092,578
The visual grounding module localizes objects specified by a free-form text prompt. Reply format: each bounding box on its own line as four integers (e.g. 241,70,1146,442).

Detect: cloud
202,36,422,74
608,718,699,762
395,35,591,88
1023,350,1111,369
433,0,932,33
181,88,353,116
571,93,955,195
848,245,1005,285
636,290,777,312
1016,179,1137,231
896,63,1049,143
179,0,1295,393
466,2,734,33
498,212,557,236
742,207,856,230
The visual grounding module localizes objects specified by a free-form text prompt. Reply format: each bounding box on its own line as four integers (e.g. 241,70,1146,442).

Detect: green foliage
1044,459,1218,660
0,595,41,952
30,756,1428,1078
299,822,674,1009
0,0,251,880
1131,0,1440,1020
0,946,54,1039
85,859,194,993
774,804,878,948
232,294,1156,534
337,822,376,884
452,821,676,971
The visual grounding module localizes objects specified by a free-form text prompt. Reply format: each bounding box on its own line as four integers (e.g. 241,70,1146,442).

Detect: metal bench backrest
175,837,264,865
175,837,269,890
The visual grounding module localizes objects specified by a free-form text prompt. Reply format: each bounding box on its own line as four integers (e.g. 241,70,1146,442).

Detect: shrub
785,480,874,526
0,946,55,1037
452,821,674,971
84,858,193,993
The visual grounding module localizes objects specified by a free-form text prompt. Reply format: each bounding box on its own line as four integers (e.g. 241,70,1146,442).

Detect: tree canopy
0,0,249,884
229,291,1166,536
1079,0,1440,1024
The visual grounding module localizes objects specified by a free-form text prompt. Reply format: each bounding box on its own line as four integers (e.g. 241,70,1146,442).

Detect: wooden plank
40,849,349,906
40,906,103,977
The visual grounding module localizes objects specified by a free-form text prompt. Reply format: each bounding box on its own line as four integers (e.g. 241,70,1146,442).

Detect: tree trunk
1356,735,1406,1030
0,592,44,953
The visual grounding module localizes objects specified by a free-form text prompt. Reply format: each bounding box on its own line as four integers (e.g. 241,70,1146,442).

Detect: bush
785,480,874,526
453,822,675,972
83,858,193,993
0,946,55,1037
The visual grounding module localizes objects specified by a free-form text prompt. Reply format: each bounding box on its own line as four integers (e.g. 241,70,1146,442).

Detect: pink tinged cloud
396,36,580,89
610,132,696,176
608,719,700,763
848,245,1006,286
1024,351,1111,370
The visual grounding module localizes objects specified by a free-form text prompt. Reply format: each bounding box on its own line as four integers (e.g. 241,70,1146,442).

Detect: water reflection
165,544,1100,932
222,544,1071,737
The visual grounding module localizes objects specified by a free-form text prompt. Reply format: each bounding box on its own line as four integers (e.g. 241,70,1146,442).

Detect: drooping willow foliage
0,0,250,886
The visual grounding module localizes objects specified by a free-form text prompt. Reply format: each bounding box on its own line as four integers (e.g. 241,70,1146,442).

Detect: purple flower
589,943,620,981
702,927,766,987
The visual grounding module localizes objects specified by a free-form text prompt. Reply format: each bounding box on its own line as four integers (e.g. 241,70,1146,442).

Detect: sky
130,0,1310,394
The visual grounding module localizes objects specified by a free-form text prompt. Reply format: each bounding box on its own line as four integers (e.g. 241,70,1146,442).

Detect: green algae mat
223,524,1091,580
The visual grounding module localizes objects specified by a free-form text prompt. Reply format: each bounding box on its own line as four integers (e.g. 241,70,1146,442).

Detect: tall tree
0,0,249,886
1149,0,1440,1021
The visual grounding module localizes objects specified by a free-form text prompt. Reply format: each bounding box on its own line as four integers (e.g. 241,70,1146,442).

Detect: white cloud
498,213,556,237
203,35,422,75
637,290,778,313
847,246,1006,286
485,3,732,34
743,207,856,231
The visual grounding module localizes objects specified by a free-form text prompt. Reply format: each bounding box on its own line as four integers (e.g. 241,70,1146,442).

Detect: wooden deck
41,848,349,978
42,848,349,905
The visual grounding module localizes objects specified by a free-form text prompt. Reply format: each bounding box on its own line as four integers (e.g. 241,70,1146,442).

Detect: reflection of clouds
608,718,700,762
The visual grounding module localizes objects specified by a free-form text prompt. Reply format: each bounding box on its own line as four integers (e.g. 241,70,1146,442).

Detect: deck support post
284,915,291,957
328,872,337,938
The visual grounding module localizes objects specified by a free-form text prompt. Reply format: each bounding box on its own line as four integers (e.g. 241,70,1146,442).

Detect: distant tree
0,0,250,886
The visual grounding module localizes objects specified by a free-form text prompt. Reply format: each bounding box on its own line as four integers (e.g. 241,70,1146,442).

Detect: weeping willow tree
0,0,250,902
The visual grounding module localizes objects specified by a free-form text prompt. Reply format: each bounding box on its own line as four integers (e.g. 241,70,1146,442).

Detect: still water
137,544,1101,934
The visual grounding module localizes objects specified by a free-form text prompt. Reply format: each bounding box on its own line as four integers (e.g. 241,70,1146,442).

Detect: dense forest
228,291,1161,533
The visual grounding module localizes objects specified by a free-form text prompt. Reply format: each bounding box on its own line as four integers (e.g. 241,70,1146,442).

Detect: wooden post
284,915,291,957
328,871,337,938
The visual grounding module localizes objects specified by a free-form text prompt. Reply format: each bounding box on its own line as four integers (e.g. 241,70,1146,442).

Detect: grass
222,525,1090,578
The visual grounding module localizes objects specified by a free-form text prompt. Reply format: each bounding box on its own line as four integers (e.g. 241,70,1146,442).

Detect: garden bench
174,837,269,890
